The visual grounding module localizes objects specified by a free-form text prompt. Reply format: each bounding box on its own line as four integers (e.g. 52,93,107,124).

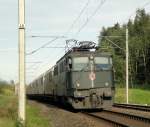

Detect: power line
27,48,65,79
26,47,64,74
0,48,17,52
26,62,42,70
65,0,91,35
26,37,59,55
26,0,106,81
142,1,150,8
103,37,124,50
127,0,150,20
27,35,66,38
26,0,91,57
44,46,67,48
26,61,42,64
26,0,91,75
75,0,106,36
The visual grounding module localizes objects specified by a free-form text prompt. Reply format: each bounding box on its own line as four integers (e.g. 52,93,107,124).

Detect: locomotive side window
49,73,52,81
68,58,72,69
41,78,43,85
60,61,65,73
63,59,66,71
94,57,111,70
73,57,89,71
109,58,112,64
54,66,58,76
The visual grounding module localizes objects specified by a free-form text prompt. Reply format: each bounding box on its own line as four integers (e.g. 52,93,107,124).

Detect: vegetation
0,83,52,127
115,88,150,105
99,9,150,87
26,104,51,127
0,85,17,127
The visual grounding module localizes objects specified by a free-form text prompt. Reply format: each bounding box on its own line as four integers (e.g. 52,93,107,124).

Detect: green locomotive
27,41,115,109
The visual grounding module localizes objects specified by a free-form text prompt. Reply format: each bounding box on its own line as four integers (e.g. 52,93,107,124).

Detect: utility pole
18,0,26,125
126,27,129,104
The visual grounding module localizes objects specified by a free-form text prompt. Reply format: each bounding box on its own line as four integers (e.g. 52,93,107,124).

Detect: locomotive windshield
72,56,112,71
95,57,112,70
73,57,89,71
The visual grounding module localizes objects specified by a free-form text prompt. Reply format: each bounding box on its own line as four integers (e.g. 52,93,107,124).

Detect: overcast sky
0,0,150,83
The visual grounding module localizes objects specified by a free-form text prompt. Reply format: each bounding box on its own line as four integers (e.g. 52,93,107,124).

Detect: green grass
0,84,14,96
26,103,51,127
115,88,150,105
0,95,17,127
0,85,52,127
0,118,16,127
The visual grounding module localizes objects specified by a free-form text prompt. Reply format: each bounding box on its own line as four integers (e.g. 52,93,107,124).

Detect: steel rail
103,109,150,123
82,109,150,127
114,103,150,112
83,112,131,127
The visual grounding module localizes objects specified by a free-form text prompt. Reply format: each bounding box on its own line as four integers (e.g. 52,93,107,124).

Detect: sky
0,0,150,83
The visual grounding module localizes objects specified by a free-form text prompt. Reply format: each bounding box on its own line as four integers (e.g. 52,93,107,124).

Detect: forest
99,9,150,87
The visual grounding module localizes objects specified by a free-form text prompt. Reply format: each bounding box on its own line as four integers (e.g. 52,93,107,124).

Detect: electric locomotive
27,41,115,109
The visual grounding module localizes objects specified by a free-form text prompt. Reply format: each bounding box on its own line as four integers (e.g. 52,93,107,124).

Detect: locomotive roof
56,48,112,64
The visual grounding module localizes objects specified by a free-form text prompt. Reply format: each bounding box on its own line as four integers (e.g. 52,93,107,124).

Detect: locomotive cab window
67,57,72,70
94,57,112,70
73,57,89,71
68,58,72,69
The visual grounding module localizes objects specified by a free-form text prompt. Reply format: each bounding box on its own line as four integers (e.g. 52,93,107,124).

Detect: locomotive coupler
90,93,100,108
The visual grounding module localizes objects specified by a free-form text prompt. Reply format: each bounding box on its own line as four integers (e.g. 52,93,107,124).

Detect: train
27,41,115,109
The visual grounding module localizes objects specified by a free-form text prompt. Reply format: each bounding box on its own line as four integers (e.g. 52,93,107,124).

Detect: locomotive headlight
90,55,94,60
78,92,81,96
75,91,81,97
77,83,80,87
105,82,109,87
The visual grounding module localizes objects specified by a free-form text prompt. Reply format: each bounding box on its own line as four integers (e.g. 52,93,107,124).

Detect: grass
26,103,51,127
0,95,17,127
0,85,52,127
0,118,16,127
115,88,150,105
1,84,149,126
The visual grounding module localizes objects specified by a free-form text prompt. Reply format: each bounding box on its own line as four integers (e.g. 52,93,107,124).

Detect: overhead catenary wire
126,0,150,21
27,35,66,38
0,48,17,52
44,46,69,48
26,0,92,60
75,0,106,36
103,37,124,50
26,0,91,57
26,37,59,55
30,48,65,77
26,49,65,73
26,62,42,70
65,0,91,36
26,0,106,81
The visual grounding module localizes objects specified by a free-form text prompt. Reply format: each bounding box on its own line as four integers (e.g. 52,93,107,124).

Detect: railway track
114,103,150,112
82,109,150,127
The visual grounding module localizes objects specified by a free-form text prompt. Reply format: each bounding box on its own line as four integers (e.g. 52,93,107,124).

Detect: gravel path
28,100,112,127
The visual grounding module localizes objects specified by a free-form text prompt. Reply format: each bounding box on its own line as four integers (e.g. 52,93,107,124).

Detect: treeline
0,79,9,85
99,9,150,87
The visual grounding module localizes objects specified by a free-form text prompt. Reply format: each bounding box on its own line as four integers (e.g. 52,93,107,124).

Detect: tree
99,9,150,86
